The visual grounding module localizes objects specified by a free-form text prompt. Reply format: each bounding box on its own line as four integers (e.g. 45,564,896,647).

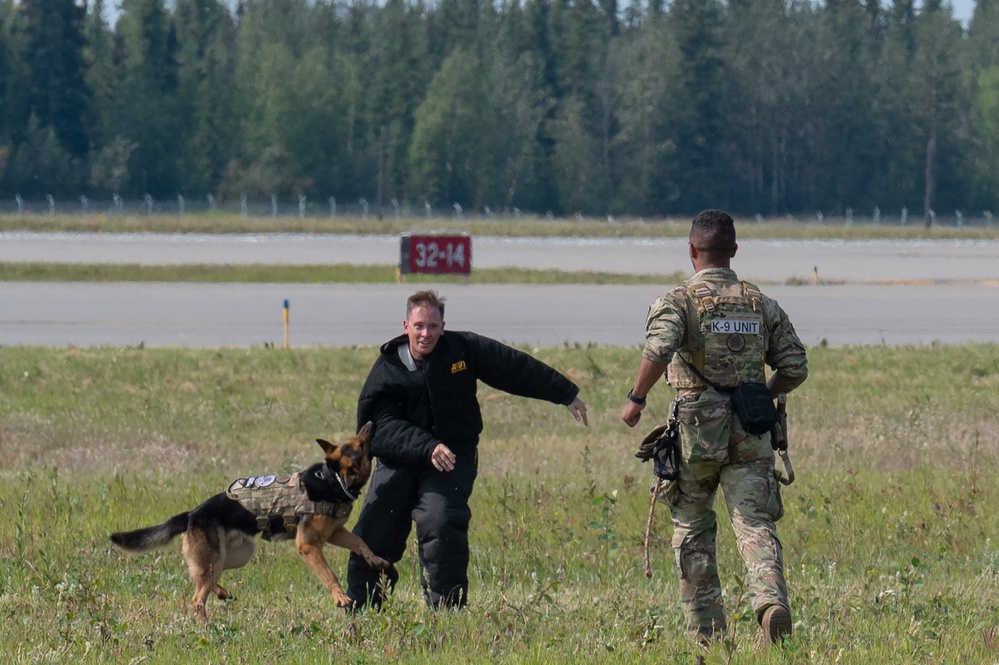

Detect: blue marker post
283,299,290,349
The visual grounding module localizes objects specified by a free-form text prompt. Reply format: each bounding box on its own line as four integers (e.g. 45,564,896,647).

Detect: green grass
0,262,682,285
1,344,997,663
3,212,999,240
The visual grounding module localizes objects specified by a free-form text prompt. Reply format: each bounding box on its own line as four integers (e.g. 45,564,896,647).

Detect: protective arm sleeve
357,373,439,466
466,333,579,405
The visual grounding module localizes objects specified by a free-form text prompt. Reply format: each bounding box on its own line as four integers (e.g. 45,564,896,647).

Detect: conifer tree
19,0,90,158
116,0,182,195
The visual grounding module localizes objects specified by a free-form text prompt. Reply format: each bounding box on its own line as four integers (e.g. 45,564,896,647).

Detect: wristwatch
627,389,647,405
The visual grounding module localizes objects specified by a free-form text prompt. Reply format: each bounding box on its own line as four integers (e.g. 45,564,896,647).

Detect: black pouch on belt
730,382,779,435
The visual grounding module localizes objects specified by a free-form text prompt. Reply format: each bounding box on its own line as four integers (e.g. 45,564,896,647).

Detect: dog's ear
316,438,336,455
357,421,374,442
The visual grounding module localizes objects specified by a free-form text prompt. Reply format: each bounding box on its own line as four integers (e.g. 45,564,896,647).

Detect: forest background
2,0,999,219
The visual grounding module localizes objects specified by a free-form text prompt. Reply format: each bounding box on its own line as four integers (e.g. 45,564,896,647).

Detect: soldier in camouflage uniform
621,210,808,646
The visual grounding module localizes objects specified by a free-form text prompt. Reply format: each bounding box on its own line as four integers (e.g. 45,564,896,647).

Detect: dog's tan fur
110,422,387,619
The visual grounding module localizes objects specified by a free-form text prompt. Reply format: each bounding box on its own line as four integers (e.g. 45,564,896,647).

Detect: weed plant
0,344,997,663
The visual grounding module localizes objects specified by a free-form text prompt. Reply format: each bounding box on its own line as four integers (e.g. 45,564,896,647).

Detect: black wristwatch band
627,389,647,405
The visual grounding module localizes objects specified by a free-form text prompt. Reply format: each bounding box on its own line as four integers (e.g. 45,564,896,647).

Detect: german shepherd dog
110,422,389,619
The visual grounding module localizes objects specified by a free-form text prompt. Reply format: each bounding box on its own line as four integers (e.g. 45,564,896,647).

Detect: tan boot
760,605,792,646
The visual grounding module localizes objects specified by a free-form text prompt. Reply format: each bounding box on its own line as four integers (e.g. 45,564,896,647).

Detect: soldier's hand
621,401,643,428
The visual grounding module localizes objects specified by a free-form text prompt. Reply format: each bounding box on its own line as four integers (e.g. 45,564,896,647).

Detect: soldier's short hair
690,210,737,257
407,290,446,318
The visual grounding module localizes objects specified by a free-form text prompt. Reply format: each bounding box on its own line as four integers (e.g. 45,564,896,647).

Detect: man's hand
621,357,666,429
566,397,589,426
430,443,456,472
621,400,644,428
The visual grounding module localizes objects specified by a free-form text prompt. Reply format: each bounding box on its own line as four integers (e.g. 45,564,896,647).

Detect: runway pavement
2,232,998,347
3,231,999,283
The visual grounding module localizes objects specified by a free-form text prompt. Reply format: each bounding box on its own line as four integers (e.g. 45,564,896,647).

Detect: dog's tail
110,512,189,553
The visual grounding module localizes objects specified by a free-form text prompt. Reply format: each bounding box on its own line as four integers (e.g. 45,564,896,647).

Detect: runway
1,233,998,347
3,231,999,283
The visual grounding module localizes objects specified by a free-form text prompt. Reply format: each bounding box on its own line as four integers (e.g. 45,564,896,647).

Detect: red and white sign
399,234,472,275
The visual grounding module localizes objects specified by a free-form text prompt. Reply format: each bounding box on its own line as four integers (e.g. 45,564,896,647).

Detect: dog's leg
296,516,353,607
212,532,255,600
327,527,390,571
183,528,225,620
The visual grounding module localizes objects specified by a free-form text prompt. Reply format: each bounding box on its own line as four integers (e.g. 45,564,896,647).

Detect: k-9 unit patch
710,318,760,335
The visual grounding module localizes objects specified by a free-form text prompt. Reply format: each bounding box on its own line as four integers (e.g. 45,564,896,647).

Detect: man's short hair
690,209,737,256
407,290,446,318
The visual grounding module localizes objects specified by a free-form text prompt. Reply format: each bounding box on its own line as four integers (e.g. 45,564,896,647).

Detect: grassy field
1,344,997,663
3,211,999,240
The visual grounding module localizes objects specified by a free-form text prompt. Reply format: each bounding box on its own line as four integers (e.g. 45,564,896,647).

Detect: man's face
403,304,444,360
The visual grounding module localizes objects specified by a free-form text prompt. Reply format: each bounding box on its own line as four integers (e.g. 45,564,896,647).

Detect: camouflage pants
659,388,788,639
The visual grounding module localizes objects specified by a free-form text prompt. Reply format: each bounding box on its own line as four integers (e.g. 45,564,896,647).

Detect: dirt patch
1,424,204,475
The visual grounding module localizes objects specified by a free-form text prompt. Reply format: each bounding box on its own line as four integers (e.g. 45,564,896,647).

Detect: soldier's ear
731,242,738,258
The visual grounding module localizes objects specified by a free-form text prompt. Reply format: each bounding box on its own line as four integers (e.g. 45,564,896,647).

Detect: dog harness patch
227,472,351,537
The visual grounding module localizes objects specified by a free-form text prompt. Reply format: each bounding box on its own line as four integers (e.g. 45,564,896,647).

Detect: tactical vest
226,472,353,537
667,279,767,390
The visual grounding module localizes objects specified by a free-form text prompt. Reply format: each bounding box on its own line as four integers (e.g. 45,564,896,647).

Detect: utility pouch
652,428,680,481
730,382,778,436
637,397,683,480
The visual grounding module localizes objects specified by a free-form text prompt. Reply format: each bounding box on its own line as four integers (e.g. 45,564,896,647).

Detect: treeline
1,0,997,218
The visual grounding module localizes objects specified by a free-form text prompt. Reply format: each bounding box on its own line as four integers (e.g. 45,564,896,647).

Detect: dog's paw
370,556,391,571
333,591,355,609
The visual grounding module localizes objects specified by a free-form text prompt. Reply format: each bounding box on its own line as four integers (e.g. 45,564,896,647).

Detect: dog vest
667,280,767,390
226,472,353,537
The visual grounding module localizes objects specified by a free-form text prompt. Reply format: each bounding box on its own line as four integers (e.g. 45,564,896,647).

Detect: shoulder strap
686,282,715,314
742,281,762,311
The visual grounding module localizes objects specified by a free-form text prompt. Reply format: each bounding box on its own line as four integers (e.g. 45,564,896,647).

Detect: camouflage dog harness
226,472,353,538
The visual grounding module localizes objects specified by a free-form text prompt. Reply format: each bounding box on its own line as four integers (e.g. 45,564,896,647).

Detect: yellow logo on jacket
451,360,467,374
